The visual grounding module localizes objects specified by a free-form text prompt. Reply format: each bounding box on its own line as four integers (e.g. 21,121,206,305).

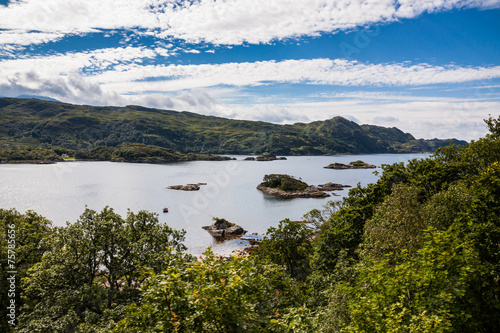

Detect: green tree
115,250,316,333
0,209,53,332
256,219,314,279
362,184,425,262
18,207,188,332
261,174,309,192
341,228,487,333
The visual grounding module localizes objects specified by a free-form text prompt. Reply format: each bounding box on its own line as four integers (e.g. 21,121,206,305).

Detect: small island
244,154,287,161
167,183,207,191
256,174,330,198
202,217,246,241
317,182,352,191
324,160,376,169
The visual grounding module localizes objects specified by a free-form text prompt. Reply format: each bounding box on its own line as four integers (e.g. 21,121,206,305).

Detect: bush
261,174,308,192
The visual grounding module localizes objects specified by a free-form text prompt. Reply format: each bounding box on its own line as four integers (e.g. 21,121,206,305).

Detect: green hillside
0,98,466,154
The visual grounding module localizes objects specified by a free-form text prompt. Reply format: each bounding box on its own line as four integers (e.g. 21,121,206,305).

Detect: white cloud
93,59,500,93
266,99,498,141
1,45,499,141
1,0,499,47
0,30,66,46
5,52,500,97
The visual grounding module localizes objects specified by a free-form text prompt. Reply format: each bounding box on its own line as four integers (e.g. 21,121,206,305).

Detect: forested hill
0,97,466,155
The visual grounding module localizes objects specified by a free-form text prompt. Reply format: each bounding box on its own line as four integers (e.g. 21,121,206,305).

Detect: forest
0,143,232,163
1,116,499,332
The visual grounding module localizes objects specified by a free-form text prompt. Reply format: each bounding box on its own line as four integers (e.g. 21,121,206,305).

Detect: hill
0,97,466,155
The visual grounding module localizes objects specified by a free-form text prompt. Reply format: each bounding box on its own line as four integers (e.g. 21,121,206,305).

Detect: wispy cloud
2,51,500,101
95,59,500,93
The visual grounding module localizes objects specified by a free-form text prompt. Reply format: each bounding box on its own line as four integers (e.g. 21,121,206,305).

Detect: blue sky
0,0,499,140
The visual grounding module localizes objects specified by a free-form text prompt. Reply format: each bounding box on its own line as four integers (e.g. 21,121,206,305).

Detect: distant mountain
0,97,467,154
15,95,61,102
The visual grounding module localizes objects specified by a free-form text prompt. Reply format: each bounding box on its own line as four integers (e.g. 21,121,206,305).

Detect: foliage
341,228,487,333
261,174,309,192
348,160,368,166
255,219,314,279
301,200,341,230
362,184,426,262
314,115,500,332
211,217,235,228
0,209,53,332
0,143,231,163
18,207,189,332
0,146,68,162
115,250,317,333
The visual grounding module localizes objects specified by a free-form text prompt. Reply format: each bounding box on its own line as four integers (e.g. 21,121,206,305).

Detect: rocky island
317,182,352,191
256,174,331,198
202,217,246,241
167,183,207,191
244,154,287,161
324,160,376,169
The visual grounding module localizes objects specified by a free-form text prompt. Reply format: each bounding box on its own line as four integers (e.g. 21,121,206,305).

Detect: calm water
0,154,428,255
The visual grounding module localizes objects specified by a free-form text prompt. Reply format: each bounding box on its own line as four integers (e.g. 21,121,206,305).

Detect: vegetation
261,174,309,192
0,146,70,162
0,97,466,154
348,160,368,166
1,115,499,332
0,143,232,163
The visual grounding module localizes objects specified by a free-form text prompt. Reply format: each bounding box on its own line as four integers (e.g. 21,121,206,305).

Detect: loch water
0,154,429,255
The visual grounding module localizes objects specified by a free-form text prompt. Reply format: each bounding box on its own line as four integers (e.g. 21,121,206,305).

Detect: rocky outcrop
202,218,246,241
167,183,207,191
257,184,331,198
317,182,352,191
324,161,376,169
252,154,287,161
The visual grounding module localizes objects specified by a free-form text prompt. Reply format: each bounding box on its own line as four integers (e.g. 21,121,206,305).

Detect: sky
0,0,499,141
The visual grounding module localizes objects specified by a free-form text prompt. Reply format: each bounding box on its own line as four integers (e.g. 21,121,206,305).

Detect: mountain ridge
0,97,466,155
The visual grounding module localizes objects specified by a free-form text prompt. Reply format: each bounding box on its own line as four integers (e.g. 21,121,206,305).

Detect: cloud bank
1,0,499,48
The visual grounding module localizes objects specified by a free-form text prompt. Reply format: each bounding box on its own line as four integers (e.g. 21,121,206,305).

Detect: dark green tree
256,219,314,279
0,209,53,332
18,207,188,332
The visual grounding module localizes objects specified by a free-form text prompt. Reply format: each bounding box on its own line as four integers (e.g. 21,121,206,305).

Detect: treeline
0,97,466,155
1,117,498,332
0,143,232,163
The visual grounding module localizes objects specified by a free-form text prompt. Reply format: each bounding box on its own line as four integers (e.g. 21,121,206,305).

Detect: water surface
0,154,429,254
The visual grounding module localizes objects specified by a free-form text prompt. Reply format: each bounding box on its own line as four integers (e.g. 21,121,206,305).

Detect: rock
256,154,277,161
257,184,331,198
202,218,246,241
167,184,200,191
245,155,287,161
324,161,376,169
317,182,352,191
